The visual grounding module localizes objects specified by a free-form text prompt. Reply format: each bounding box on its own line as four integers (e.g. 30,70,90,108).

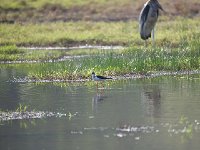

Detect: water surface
0,66,200,150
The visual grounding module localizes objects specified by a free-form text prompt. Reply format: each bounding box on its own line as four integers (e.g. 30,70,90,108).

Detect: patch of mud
0,111,66,121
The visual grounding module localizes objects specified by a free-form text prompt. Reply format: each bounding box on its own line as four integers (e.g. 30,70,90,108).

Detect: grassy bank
0,17,199,80
0,17,200,47
27,46,200,80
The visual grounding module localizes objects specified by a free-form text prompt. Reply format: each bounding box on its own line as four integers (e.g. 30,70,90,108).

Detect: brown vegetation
0,0,199,23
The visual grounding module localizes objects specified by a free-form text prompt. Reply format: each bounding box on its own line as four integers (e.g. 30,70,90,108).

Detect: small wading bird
139,0,164,46
91,72,112,88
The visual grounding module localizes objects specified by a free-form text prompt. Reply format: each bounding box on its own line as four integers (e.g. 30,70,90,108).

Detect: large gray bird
139,0,164,46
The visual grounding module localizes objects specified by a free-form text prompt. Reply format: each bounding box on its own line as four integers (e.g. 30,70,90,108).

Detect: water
1,66,200,150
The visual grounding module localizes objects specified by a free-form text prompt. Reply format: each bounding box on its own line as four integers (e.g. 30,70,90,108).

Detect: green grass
0,21,136,46
0,17,199,79
0,0,131,9
0,17,199,47
0,46,122,61
0,45,23,54
27,46,200,80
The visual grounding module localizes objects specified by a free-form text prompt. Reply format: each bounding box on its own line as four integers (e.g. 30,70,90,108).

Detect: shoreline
11,70,200,83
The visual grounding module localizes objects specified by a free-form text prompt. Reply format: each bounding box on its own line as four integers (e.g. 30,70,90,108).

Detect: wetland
0,0,200,149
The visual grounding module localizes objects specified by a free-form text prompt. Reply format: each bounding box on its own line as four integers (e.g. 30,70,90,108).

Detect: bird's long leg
96,82,98,89
145,40,147,47
152,28,155,47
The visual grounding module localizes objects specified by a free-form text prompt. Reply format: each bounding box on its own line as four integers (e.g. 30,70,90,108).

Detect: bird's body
92,72,112,81
139,0,164,45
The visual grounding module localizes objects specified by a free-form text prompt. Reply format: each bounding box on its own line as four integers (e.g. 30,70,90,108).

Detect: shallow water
1,66,200,150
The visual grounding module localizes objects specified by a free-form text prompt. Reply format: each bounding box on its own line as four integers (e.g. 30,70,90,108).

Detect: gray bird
139,0,164,46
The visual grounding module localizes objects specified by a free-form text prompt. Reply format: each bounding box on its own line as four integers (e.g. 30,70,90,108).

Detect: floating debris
68,112,78,120
71,131,83,135
0,111,67,121
104,135,110,138
89,116,94,119
84,127,109,131
116,125,155,133
134,136,140,140
115,133,127,138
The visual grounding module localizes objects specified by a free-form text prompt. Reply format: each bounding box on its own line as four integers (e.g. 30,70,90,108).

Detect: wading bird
139,0,164,46
91,72,112,88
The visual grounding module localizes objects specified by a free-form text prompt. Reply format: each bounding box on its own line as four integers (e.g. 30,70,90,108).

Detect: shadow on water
1,65,200,150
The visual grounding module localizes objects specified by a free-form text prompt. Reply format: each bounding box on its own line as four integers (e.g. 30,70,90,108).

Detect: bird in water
91,72,112,88
139,0,165,46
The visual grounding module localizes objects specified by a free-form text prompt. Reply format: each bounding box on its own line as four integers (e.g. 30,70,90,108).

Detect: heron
139,0,164,46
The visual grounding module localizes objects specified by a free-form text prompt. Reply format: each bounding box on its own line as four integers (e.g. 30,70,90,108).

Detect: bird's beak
156,1,165,12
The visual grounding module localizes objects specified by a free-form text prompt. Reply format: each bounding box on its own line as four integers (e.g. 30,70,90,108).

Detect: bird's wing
96,75,111,79
139,4,150,26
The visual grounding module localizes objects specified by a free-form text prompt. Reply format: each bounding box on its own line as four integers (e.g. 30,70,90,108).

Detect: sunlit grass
0,17,199,79
27,46,200,80
0,17,199,48
0,0,131,9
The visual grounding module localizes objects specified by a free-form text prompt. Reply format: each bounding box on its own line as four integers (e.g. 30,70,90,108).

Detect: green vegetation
0,0,130,9
0,0,199,80
0,45,25,61
27,45,200,80
16,103,29,112
0,17,199,47
0,17,199,80
0,45,23,54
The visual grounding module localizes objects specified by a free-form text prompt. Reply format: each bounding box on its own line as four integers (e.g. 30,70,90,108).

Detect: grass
0,17,199,47
0,0,199,80
0,45,123,62
0,0,131,9
0,21,136,46
0,17,199,80
26,45,200,80
0,45,23,54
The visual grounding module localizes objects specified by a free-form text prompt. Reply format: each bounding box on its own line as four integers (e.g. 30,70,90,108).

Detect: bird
139,0,164,46
91,72,112,88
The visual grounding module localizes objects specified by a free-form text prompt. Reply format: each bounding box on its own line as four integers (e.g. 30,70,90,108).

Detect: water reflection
92,88,108,112
141,83,161,118
1,66,200,150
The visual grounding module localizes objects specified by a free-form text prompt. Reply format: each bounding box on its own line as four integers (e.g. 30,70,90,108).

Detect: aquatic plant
16,103,29,112
26,45,200,81
0,45,23,54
